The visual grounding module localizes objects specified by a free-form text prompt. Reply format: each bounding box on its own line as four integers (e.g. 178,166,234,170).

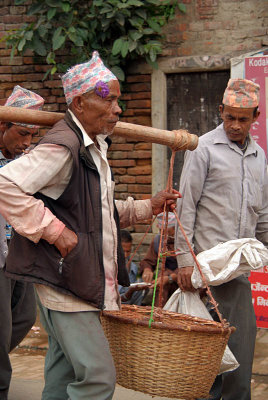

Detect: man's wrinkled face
0,122,38,159
75,80,122,140
219,104,259,145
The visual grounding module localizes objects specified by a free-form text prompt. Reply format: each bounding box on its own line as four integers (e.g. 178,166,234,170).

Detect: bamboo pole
0,106,198,151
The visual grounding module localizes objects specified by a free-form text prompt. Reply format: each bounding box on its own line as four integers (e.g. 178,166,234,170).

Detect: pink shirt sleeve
0,144,72,243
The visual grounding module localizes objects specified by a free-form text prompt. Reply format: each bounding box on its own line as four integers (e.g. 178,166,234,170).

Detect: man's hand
54,227,78,258
151,189,181,215
177,266,195,292
142,268,154,283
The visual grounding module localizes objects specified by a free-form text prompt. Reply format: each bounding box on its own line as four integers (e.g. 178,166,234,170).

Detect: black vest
5,113,129,309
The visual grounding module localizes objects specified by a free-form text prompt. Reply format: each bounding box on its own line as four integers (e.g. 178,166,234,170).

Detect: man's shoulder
39,118,80,150
198,124,224,146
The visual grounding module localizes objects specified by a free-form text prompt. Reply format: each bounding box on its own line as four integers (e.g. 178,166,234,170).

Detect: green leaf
111,65,125,81
149,47,157,62
51,65,57,74
47,8,57,20
32,37,47,56
52,28,66,50
25,31,33,41
128,39,137,52
18,37,26,51
62,2,71,12
15,0,27,4
100,6,113,14
178,3,187,14
46,51,56,64
112,38,124,56
147,18,161,33
38,25,47,38
116,14,125,26
129,30,143,41
28,3,44,15
135,9,146,20
45,0,60,7
121,40,129,58
127,0,143,6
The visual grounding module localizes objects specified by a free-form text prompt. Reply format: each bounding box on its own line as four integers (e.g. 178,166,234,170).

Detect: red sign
249,267,268,329
245,56,268,156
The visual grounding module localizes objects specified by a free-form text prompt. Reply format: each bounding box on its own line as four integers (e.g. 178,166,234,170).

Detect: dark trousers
0,269,36,400
199,275,256,400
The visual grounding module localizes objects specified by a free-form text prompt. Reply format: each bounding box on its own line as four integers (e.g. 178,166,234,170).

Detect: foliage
3,0,186,81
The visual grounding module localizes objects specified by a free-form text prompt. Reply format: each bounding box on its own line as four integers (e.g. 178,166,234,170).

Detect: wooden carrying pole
0,106,198,151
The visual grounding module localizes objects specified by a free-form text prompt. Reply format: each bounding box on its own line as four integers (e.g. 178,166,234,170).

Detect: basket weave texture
101,305,234,400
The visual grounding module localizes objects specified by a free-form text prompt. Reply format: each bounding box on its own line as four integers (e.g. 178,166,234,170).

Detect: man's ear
253,108,260,123
219,104,223,118
70,96,84,115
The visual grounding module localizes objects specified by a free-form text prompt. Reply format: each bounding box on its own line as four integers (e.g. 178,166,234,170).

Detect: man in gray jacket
175,78,268,400
0,85,44,400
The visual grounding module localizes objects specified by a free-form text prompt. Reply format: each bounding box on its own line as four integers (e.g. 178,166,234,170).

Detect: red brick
122,116,151,126
127,83,151,92
126,75,151,83
115,184,128,192
1,57,23,66
127,99,151,108
0,74,12,82
119,175,136,184
136,176,152,184
0,7,9,16
111,167,127,175
127,151,151,159
44,80,62,89
0,66,11,73
108,151,128,160
110,136,126,144
12,65,34,73
131,92,151,100
125,108,151,116
109,159,136,167
128,165,151,175
3,15,23,23
10,6,27,14
51,89,64,96
109,143,134,151
57,97,66,103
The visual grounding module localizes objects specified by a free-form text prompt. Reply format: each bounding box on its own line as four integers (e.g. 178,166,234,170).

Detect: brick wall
162,0,268,57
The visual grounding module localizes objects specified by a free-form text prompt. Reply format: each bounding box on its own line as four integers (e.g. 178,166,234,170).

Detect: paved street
8,315,268,400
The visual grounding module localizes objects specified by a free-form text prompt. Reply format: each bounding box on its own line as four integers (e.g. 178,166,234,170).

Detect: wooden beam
0,106,198,151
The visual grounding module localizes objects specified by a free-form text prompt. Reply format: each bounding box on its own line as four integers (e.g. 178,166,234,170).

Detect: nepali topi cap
222,78,260,108
4,85,44,128
62,51,117,105
157,212,176,228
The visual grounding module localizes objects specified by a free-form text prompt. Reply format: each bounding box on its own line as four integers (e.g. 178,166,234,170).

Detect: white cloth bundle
192,238,268,288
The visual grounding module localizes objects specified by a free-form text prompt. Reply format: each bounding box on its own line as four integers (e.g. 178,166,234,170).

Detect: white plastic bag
192,238,268,288
164,289,239,374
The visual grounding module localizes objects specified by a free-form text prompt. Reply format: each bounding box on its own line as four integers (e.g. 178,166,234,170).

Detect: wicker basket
101,304,235,400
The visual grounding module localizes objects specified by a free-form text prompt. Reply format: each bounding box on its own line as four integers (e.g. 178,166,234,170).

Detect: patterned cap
156,212,176,228
222,78,260,108
62,51,117,105
4,85,44,128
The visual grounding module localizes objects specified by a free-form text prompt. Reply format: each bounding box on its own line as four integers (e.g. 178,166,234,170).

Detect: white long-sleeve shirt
0,113,152,311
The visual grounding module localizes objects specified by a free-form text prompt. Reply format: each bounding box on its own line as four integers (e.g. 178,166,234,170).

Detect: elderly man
0,52,179,400
175,78,268,400
0,85,44,400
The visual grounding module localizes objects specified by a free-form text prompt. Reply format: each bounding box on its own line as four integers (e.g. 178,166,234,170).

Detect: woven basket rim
102,305,235,334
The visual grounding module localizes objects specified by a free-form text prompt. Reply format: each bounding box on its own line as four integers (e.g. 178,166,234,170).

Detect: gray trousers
199,275,257,400
38,299,116,400
0,269,36,400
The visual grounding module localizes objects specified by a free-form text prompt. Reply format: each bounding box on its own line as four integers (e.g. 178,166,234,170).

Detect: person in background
140,212,178,306
175,78,268,400
118,229,150,305
0,85,44,400
0,52,180,400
